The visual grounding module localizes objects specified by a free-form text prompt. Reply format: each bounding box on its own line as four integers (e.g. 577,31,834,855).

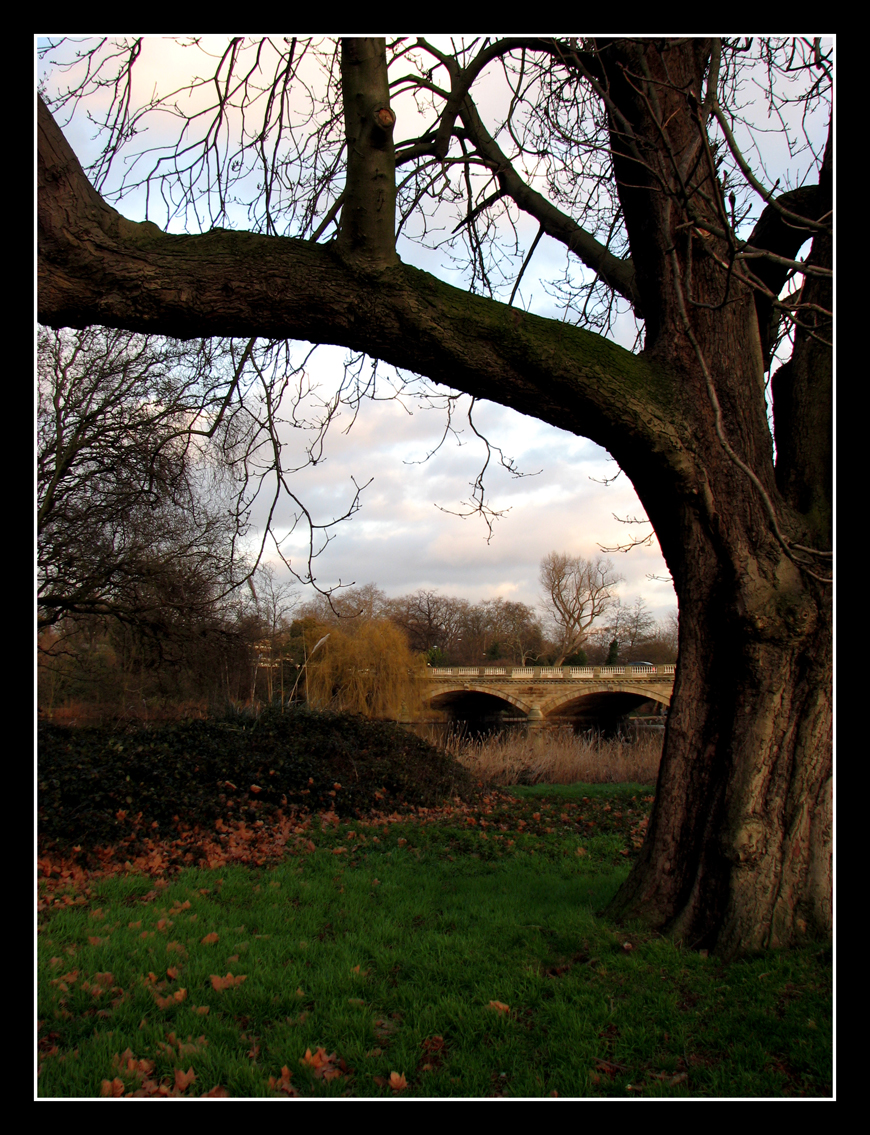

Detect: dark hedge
37,706,478,851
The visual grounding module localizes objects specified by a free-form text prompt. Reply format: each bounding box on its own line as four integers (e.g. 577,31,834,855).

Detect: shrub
37,705,478,852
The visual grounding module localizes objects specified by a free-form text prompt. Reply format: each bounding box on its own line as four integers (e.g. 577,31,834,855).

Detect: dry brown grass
439,725,663,786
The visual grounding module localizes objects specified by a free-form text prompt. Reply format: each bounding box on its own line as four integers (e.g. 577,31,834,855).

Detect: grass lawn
37,782,832,1098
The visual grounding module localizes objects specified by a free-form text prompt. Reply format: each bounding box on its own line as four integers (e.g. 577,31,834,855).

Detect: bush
37,706,479,852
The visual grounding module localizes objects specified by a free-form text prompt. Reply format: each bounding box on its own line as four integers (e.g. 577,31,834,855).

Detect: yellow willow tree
304,619,427,720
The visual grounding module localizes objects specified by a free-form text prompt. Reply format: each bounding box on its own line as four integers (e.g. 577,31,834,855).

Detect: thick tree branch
393,38,642,314
771,128,832,531
744,181,826,368
454,86,642,313
337,38,398,268
38,94,675,487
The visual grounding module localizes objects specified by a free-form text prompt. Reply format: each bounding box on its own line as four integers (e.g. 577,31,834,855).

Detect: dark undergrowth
38,705,480,860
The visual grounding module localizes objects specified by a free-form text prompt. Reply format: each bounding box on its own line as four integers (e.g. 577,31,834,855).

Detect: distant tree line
294,580,678,670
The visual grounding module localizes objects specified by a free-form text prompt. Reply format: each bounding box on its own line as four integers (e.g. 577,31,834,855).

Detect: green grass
37,785,832,1098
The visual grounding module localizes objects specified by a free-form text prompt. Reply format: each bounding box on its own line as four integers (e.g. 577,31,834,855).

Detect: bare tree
603,596,657,661
246,563,301,704
480,598,544,665
299,583,389,625
539,553,623,665
638,608,680,666
383,589,467,659
37,36,832,957
37,324,248,632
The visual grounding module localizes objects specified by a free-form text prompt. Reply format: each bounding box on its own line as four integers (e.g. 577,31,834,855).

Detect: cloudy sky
249,347,676,617
38,35,828,625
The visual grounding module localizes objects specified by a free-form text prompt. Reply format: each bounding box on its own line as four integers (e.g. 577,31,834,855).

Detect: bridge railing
428,665,675,679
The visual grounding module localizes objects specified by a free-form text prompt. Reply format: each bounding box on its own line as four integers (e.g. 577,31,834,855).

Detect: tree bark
338,37,397,269
589,40,832,955
36,35,832,959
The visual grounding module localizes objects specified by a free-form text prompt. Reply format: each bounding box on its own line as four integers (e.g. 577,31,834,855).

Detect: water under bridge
421,664,676,731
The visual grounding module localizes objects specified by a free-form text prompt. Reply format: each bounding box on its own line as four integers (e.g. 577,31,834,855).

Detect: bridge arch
538,683,671,718
426,683,535,718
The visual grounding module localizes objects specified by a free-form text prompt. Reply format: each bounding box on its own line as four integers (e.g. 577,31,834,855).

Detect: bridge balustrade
429,665,675,679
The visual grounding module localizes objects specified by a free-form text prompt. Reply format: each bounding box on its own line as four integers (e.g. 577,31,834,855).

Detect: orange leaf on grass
210,973,247,991
488,1001,510,1015
374,1071,408,1090
152,988,188,1009
268,1065,299,1096
201,932,219,945
174,1067,196,1090
300,1046,333,1070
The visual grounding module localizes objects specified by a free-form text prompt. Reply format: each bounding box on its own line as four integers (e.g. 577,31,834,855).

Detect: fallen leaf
210,973,247,991
299,1046,342,1080
174,1066,196,1090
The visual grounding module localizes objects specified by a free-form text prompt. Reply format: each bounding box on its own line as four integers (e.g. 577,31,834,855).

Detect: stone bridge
423,664,675,729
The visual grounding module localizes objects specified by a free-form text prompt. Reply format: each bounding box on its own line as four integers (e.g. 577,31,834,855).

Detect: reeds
440,724,663,786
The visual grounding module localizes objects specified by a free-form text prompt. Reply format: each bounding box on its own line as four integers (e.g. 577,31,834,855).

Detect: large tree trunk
607,516,832,955
593,40,833,957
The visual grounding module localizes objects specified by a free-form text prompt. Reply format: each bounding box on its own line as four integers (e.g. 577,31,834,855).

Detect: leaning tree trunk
606,511,832,956
597,39,832,957
600,261,833,957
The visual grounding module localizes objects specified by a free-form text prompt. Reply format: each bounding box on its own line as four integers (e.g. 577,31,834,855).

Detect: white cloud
246,378,676,621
